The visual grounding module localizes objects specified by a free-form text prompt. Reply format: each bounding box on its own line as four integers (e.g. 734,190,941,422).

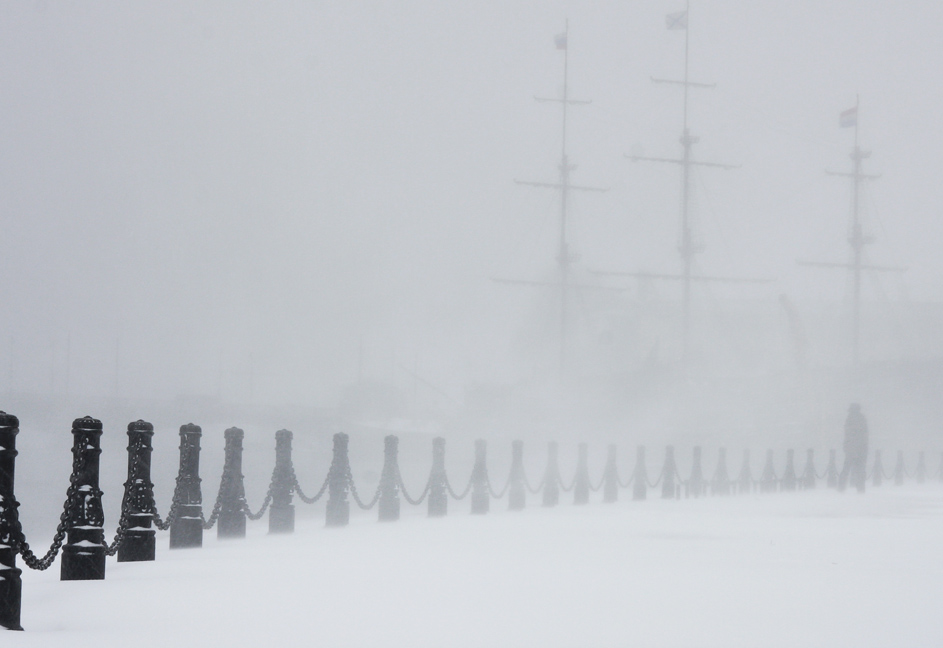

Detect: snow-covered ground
8,485,943,647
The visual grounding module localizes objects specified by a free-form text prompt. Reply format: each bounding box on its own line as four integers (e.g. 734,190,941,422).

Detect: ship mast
509,20,607,373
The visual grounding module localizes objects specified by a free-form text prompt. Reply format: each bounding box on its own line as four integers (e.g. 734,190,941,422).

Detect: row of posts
0,410,938,630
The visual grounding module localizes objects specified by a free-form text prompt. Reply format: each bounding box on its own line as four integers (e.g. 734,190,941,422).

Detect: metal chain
14,469,79,570
348,468,380,510
104,482,134,556
202,469,230,530
617,467,635,489
292,468,330,504
396,467,431,506
557,472,576,493
151,471,185,531
487,474,510,499
646,472,663,489
522,467,544,494
444,471,473,500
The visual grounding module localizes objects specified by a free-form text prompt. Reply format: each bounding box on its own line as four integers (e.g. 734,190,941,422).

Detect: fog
2,1,942,450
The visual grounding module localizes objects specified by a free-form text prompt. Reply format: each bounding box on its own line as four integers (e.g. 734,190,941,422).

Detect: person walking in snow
839,403,868,493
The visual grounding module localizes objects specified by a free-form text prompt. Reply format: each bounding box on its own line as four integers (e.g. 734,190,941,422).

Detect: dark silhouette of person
839,403,868,492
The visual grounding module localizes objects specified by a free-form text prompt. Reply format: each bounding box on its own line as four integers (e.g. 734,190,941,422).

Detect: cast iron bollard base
269,506,295,533
117,524,156,562
170,508,204,549
0,411,23,630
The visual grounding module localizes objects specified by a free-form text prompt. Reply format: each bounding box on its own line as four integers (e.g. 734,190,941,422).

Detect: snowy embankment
8,486,943,647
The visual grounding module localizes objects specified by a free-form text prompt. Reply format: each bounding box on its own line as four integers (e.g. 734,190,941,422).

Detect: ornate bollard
0,412,23,631
268,430,295,534
61,416,106,581
738,449,752,494
893,450,905,486
508,440,526,511
780,449,797,491
470,440,489,514
711,448,730,496
117,420,157,562
377,435,401,522
217,428,247,539
914,451,926,484
602,444,618,503
169,423,204,549
661,446,677,500
427,438,447,517
872,450,884,488
760,450,777,493
688,446,704,498
542,442,561,507
632,446,647,501
800,449,816,490
825,449,839,489
573,443,590,505
326,433,351,527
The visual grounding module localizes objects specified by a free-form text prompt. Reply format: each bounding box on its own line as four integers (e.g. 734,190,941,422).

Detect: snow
7,485,943,647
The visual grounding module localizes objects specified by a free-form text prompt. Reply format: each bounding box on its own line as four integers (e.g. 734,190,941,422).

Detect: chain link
486,474,510,499
396,467,431,506
617,467,635,489
14,466,81,570
444,471,473,500
292,468,330,504
557,472,576,493
347,469,380,510
522,468,544,495
202,469,230,530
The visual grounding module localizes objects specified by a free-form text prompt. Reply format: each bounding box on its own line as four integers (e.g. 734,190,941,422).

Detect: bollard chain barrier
396,467,431,506
201,469,232,530
444,471,473,500
243,478,275,521
151,472,184,531
347,469,381,510
522,468,544,495
104,490,133,556
13,474,78,571
290,467,330,504
617,468,635,489
486,474,510,499
557,471,577,493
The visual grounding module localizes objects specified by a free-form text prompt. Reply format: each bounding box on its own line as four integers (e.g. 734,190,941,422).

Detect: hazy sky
1,1,941,407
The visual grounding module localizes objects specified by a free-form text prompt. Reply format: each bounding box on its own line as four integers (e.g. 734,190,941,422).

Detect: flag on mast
555,32,567,50
840,106,857,128
666,10,688,30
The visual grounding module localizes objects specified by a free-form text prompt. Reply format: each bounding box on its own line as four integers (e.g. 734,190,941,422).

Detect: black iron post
602,444,618,503
61,416,106,581
573,443,590,505
689,446,704,497
893,450,905,486
117,420,156,563
914,451,926,484
378,435,400,522
737,449,752,494
326,433,351,527
0,412,23,631
800,449,816,490
711,448,730,496
661,446,676,500
470,440,489,514
781,449,797,491
759,450,777,493
428,437,447,517
826,449,839,489
217,427,247,539
542,442,560,507
632,446,647,501
169,423,203,549
269,430,295,534
508,440,526,511
871,450,884,488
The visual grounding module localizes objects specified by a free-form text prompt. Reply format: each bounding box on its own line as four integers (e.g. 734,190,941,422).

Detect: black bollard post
508,440,526,511
169,423,203,549
914,451,926,484
711,448,730,496
377,435,401,522
268,430,295,534
738,449,752,494
61,416,106,581
470,440,489,514
428,438,447,517
0,412,23,631
871,450,884,488
800,449,816,490
688,446,704,497
781,449,797,491
217,428,247,539
573,443,590,505
602,444,618,503
326,433,351,527
893,450,905,486
117,420,157,562
542,442,561,507
661,446,677,500
632,446,647,501
760,450,777,493
825,449,839,489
